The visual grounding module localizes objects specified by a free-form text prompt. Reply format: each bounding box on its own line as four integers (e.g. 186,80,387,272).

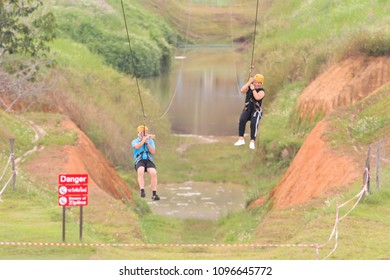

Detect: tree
0,0,56,63
0,0,57,112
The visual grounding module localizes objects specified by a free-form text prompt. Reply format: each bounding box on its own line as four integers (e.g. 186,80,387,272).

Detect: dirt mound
297,55,390,120
270,55,390,208
23,118,134,204
270,120,361,208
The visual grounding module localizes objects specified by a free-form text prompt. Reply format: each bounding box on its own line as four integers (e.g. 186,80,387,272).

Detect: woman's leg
250,109,262,141
238,109,250,137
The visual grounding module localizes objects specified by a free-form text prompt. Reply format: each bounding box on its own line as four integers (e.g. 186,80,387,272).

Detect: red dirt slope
270,55,390,208
23,118,134,205
297,55,390,120
21,117,142,242
270,120,361,208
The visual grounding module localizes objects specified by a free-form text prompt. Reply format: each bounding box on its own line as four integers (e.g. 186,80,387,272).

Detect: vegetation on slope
51,0,176,78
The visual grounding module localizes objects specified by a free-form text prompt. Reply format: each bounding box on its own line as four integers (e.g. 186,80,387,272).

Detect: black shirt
245,87,265,109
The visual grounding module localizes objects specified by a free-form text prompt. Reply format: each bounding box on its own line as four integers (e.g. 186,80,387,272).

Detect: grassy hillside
0,112,35,157
51,0,176,78
252,0,390,94
144,0,390,93
47,38,172,167
327,85,390,148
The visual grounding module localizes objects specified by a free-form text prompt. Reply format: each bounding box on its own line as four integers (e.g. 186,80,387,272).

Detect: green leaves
0,0,56,61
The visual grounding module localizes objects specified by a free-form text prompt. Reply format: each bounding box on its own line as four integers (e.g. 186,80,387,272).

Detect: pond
144,46,248,136
147,181,246,220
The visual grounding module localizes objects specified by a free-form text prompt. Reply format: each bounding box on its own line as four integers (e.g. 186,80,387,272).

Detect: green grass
338,30,390,59
0,111,36,158
51,0,176,78
24,112,79,147
259,82,308,167
191,0,234,5
48,38,171,167
182,141,255,183
0,175,96,259
350,89,390,144
327,187,390,259
250,179,390,260
0,158,145,259
327,85,390,147
249,0,390,94
1,166,389,259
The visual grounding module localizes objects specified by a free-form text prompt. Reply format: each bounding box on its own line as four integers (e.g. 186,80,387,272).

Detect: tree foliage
55,3,175,78
59,20,173,78
0,0,57,112
0,0,56,63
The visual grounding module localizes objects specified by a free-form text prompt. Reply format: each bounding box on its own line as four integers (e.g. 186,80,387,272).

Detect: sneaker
234,139,245,146
249,141,255,149
140,190,145,198
152,194,160,201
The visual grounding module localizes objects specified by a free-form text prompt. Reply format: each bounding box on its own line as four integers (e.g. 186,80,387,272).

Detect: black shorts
134,159,156,172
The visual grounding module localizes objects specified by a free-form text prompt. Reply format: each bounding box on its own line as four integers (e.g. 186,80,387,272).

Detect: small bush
340,30,390,58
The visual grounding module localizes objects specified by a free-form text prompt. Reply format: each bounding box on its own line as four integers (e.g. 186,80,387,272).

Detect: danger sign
58,174,88,207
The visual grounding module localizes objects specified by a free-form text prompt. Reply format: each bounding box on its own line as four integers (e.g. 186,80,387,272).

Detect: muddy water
145,47,247,136
147,181,246,220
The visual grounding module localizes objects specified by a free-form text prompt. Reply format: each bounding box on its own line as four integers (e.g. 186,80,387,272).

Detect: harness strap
135,149,153,165
244,99,261,111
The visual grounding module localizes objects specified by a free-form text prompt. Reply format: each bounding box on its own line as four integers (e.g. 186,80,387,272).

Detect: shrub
340,30,390,58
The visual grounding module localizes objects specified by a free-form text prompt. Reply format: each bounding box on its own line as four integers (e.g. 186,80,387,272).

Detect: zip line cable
151,0,194,122
120,0,146,122
120,0,149,172
229,0,260,91
0,155,12,183
120,0,259,123
249,0,260,77
229,2,242,95
0,155,13,196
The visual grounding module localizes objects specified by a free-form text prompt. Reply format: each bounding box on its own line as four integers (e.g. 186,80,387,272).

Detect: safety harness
244,88,264,112
134,142,153,166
